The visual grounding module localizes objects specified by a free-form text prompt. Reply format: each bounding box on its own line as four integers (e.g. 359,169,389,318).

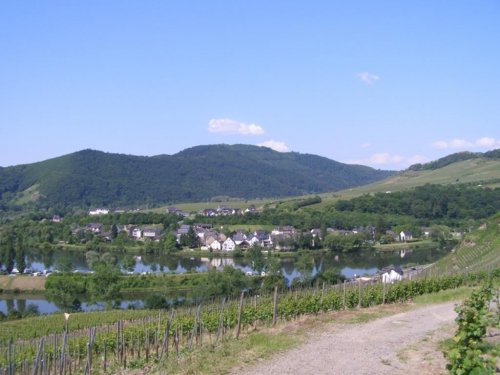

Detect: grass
374,239,437,251
148,197,278,214
154,331,300,375
13,184,41,205
413,286,477,305
0,275,46,292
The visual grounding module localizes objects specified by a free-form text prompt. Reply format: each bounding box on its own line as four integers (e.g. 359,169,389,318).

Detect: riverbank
374,239,439,252
0,275,46,293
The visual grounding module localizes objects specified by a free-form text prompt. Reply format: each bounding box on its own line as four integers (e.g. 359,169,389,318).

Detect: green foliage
447,285,495,375
192,266,252,300
143,294,169,309
246,245,265,273
323,232,370,252
0,146,393,210
335,184,500,222
1,270,498,370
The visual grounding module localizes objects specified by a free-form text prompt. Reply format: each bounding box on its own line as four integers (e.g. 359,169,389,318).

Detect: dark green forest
0,145,393,211
334,184,500,220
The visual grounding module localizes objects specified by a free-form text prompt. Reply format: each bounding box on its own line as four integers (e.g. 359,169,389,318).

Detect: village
78,205,433,252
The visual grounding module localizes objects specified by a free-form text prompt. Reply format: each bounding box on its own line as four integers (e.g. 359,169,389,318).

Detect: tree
110,224,118,239
1,234,15,273
122,255,136,272
15,234,26,273
184,226,199,248
246,245,265,273
161,233,178,253
89,262,121,302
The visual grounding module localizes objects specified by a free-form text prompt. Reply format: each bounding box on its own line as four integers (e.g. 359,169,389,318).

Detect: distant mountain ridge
408,149,500,171
0,145,394,210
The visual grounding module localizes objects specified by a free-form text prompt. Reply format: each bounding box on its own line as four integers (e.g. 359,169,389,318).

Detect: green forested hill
0,145,393,210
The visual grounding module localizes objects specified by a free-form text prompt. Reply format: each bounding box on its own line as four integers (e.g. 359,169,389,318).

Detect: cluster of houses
196,205,258,217
70,217,434,250
176,224,275,251
87,205,258,218
72,223,163,241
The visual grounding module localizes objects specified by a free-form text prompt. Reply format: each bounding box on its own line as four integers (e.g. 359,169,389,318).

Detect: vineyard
1,269,498,375
429,213,500,276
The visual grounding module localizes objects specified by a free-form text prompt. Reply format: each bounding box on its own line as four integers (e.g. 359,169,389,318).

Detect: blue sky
1,1,499,170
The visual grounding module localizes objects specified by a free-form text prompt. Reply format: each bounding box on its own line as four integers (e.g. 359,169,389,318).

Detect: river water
0,245,448,315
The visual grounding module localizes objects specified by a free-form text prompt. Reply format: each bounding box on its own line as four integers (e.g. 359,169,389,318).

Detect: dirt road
231,302,458,375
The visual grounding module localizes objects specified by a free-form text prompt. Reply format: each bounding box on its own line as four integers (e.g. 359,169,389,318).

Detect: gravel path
231,302,458,375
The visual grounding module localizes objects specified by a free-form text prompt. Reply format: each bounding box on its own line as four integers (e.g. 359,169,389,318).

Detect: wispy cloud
432,137,500,150
432,138,472,149
368,153,404,165
361,142,371,149
475,137,500,148
357,72,380,85
346,153,429,169
208,118,264,135
257,140,290,152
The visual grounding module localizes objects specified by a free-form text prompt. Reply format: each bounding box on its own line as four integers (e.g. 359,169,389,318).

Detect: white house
381,266,403,283
399,231,413,242
132,228,142,239
222,238,236,252
143,228,161,240
89,208,109,216
210,239,222,251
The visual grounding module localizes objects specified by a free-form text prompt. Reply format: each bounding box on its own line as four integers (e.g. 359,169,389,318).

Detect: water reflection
22,246,448,280
1,246,449,315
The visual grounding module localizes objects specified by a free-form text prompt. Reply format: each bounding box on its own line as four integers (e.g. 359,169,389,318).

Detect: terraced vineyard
428,213,500,276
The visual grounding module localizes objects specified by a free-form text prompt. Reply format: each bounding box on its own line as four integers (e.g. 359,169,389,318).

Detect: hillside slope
331,156,500,201
0,145,393,210
429,213,500,276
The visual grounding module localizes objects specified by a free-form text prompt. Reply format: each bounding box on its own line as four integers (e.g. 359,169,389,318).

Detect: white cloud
357,72,380,85
432,141,449,149
475,137,500,148
345,153,429,169
432,138,472,149
369,153,404,165
208,118,264,135
432,137,500,150
361,142,371,149
257,140,290,152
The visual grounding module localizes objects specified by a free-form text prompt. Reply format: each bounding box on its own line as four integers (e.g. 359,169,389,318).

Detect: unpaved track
231,302,457,375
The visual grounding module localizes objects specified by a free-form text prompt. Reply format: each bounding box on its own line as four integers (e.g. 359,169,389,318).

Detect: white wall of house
210,240,221,251
133,228,142,239
399,231,413,241
382,270,402,283
222,238,236,252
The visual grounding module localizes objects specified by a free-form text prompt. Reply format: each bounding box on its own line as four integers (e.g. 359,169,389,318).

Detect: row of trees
0,233,26,273
335,184,500,220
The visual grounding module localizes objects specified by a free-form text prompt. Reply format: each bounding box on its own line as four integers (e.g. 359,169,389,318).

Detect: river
0,245,448,315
